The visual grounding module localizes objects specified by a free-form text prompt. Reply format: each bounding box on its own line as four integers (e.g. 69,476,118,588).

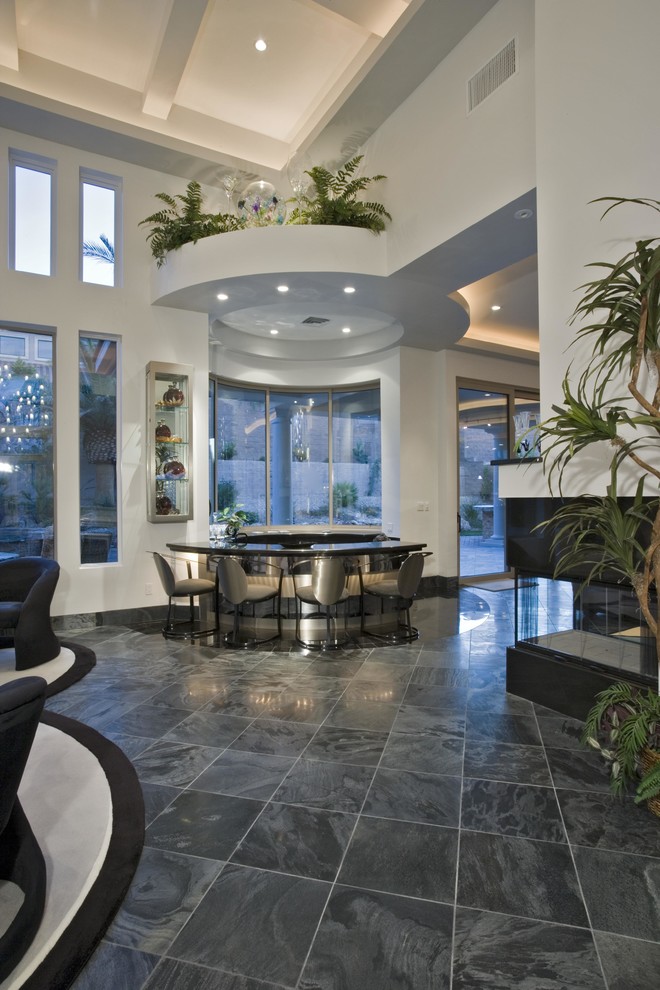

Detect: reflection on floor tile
64,591,660,989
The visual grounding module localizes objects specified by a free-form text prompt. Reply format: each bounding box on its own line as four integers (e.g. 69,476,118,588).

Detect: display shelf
146,361,193,523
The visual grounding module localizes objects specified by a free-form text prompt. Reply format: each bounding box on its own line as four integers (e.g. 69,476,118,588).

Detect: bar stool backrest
311,557,347,605
152,552,176,597
216,556,249,605
397,552,425,599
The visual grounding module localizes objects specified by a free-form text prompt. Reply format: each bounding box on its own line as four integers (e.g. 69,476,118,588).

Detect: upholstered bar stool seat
152,552,219,640
362,551,430,642
292,556,354,651
215,556,282,648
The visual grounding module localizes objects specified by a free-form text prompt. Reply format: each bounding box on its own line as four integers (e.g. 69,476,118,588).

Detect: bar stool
291,556,354,651
215,556,282,648
152,552,219,640
361,551,430,642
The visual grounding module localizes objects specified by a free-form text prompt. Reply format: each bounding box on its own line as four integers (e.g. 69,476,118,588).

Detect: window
80,169,122,286
210,379,381,526
79,335,119,564
9,149,56,276
0,335,26,357
0,325,55,558
37,338,53,361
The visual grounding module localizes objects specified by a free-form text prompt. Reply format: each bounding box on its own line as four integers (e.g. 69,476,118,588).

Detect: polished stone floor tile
381,730,464,776
299,885,453,990
168,864,329,984
457,830,588,926
558,788,660,857
573,845,660,940
409,666,470,688
100,728,155,760
302,725,389,766
304,657,366,678
593,931,660,990
536,714,586,750
286,673,352,697
392,706,466,736
402,683,469,711
353,661,415,683
340,679,407,704
545,746,612,792
461,778,566,842
143,957,281,989
465,711,542,746
231,801,355,881
272,758,375,813
145,789,264,860
203,685,280,718
363,767,461,827
164,710,253,747
229,717,317,756
132,739,223,787
193,750,295,800
260,691,337,724
150,677,236,710
140,781,181,826
466,687,535,715
104,703,190,739
68,941,159,990
323,698,399,731
463,741,552,786
104,846,221,953
452,907,605,990
338,816,458,902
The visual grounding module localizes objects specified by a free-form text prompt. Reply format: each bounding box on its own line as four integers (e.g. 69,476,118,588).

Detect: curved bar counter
166,537,428,642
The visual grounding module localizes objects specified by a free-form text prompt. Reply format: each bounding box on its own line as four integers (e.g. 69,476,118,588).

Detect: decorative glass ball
237,180,286,227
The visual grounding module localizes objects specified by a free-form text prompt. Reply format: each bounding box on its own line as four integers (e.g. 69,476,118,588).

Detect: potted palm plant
533,196,660,812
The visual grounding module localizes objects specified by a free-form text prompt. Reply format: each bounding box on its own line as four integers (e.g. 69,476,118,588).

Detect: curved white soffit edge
151,225,470,355
210,319,405,361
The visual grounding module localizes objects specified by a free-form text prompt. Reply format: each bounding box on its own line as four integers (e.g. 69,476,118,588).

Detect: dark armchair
0,676,47,982
0,557,60,670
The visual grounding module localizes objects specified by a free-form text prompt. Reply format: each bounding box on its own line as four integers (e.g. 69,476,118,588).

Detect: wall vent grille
301,316,330,325
467,38,517,112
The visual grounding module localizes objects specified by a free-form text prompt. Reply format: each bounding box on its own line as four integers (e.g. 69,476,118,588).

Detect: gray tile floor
51,588,660,990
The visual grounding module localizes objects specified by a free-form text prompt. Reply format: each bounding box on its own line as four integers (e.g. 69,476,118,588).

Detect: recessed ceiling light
217,293,228,301
277,285,289,293
491,304,501,311
270,329,279,335
342,327,351,334
514,208,533,220
255,38,267,52
343,286,355,294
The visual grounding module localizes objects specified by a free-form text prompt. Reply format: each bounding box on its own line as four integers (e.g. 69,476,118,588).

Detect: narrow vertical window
79,335,119,564
0,325,55,557
9,150,56,276
80,169,122,286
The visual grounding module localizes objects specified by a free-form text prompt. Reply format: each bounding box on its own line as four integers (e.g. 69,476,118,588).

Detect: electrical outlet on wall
145,583,153,596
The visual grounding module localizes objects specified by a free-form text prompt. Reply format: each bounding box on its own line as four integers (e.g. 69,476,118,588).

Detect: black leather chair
0,558,60,670
0,676,47,983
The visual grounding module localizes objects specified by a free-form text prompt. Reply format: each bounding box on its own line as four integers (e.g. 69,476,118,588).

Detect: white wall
0,127,210,619
367,0,536,274
533,0,660,498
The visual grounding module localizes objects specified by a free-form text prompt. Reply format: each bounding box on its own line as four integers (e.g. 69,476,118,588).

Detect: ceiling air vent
467,38,517,113
301,316,330,325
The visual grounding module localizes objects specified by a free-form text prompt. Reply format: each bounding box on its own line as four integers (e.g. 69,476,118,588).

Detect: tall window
79,336,119,564
80,169,122,286
210,379,382,526
9,149,56,276
0,326,54,558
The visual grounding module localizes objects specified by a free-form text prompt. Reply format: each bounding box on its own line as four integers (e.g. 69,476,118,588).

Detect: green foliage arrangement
287,156,391,232
582,682,660,808
139,180,245,267
534,197,660,680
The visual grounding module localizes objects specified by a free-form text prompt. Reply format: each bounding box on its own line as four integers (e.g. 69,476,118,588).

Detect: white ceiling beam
142,0,211,119
296,0,412,38
0,0,19,71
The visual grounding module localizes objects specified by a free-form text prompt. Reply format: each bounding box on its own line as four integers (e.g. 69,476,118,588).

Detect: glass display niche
146,362,193,523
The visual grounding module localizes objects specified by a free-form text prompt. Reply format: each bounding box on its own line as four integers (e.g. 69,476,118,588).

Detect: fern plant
287,156,391,232
139,180,246,267
582,681,660,805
